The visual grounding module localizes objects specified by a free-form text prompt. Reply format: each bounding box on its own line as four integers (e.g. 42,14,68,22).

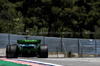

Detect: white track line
15,59,63,66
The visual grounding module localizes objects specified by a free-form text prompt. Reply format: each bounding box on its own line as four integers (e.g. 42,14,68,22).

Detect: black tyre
6,45,18,58
38,44,48,58
6,45,10,58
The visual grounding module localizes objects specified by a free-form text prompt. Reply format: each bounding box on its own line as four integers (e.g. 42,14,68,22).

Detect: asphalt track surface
17,57,100,66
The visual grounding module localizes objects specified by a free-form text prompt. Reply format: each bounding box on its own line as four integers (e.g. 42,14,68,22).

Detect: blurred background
0,0,100,39
0,0,100,57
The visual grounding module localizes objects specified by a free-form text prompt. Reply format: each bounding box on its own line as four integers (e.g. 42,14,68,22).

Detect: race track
1,57,100,66
1,48,100,66
17,57,100,66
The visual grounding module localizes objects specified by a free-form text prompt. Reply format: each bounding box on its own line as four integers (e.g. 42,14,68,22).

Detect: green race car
6,40,48,58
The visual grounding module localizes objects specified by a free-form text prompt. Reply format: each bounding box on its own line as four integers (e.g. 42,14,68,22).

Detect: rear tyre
6,45,10,58
6,45,18,58
38,44,48,58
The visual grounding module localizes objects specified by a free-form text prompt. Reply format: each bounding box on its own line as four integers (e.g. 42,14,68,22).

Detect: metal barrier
0,33,100,55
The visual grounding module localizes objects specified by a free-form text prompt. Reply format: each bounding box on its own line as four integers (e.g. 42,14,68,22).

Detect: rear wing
17,40,41,44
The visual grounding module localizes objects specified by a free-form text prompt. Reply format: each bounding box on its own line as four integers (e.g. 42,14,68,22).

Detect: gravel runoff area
18,57,100,66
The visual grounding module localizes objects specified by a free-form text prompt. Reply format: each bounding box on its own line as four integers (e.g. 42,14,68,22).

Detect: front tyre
38,44,48,58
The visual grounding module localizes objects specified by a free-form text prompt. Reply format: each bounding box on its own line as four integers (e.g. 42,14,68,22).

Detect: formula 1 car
6,40,48,58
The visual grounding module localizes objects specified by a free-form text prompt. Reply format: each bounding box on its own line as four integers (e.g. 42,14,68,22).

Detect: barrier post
78,38,80,54
95,39,97,57
57,47,58,58
61,37,62,52
8,34,10,45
